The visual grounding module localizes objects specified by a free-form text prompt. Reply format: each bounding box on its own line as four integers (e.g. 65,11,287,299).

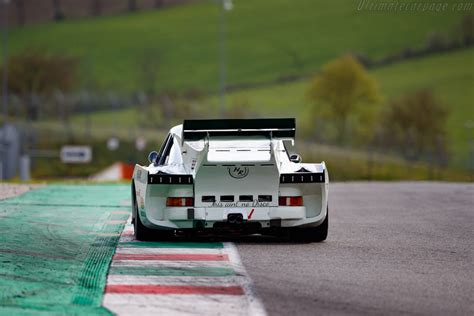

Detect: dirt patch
0,184,44,200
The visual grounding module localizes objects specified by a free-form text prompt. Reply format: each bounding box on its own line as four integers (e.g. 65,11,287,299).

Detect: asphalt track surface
1,182,473,315
235,182,474,315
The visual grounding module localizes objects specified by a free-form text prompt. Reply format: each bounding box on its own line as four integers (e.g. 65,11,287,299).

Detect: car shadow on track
140,233,318,245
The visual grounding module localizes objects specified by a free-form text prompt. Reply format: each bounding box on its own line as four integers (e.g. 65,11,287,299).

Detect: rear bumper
140,205,327,230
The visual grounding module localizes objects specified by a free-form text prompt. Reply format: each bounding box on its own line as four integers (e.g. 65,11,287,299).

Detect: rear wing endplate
182,118,296,141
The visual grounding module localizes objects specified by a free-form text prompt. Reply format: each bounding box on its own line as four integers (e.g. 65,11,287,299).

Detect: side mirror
148,151,159,165
289,153,302,163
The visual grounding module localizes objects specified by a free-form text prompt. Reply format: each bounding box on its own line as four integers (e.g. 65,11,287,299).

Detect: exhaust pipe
227,214,243,225
234,216,243,225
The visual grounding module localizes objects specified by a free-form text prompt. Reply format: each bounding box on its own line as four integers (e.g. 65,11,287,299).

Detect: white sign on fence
60,146,92,164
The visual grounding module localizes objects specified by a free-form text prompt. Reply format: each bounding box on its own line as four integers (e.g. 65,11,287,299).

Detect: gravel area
0,183,44,200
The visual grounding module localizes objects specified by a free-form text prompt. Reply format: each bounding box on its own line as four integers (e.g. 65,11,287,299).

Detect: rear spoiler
182,118,296,141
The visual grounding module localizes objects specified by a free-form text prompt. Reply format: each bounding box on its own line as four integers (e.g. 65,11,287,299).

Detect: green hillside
214,49,474,169
9,0,469,93
68,49,474,169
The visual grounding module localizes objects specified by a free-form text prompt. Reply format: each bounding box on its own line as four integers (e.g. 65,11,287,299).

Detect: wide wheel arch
287,206,328,242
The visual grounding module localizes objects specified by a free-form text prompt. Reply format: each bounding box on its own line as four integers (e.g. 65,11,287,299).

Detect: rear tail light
279,196,303,206
166,197,194,207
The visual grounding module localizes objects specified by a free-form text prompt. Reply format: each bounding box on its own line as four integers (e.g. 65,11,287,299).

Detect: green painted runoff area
0,185,130,315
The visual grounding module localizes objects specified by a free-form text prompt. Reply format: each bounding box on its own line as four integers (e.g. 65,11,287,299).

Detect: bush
381,90,449,163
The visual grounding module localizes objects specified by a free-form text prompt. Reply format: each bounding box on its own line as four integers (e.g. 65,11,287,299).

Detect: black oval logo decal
228,166,249,179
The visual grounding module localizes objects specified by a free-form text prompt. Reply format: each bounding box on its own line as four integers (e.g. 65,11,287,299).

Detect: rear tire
134,205,175,241
290,207,328,242
134,203,154,241
132,184,174,241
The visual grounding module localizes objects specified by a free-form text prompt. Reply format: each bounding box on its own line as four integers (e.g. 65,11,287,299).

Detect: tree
128,0,137,12
307,55,381,145
381,90,449,162
137,50,160,96
52,0,64,21
461,14,474,46
15,0,25,26
90,0,101,16
3,49,78,120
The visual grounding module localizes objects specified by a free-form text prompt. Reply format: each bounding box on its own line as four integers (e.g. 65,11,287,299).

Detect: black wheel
134,203,175,241
133,199,153,241
290,207,328,242
132,183,174,241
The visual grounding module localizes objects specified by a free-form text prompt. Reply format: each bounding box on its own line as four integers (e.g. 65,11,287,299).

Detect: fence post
20,154,30,181
367,146,374,180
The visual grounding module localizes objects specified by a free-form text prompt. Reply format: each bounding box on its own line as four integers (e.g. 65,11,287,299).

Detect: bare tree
90,0,102,16
15,0,25,26
382,90,449,162
137,50,161,96
128,0,137,11
3,49,78,120
52,0,64,21
461,14,474,46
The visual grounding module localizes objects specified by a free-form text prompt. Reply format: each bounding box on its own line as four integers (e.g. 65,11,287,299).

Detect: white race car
131,118,328,242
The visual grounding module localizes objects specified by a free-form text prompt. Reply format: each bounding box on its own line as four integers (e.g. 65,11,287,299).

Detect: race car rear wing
182,118,296,141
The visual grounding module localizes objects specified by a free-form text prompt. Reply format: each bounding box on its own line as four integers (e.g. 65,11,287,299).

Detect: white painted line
106,275,245,286
122,224,133,230
118,235,136,243
115,247,226,255
224,242,267,316
110,260,232,269
104,294,251,316
118,220,134,242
